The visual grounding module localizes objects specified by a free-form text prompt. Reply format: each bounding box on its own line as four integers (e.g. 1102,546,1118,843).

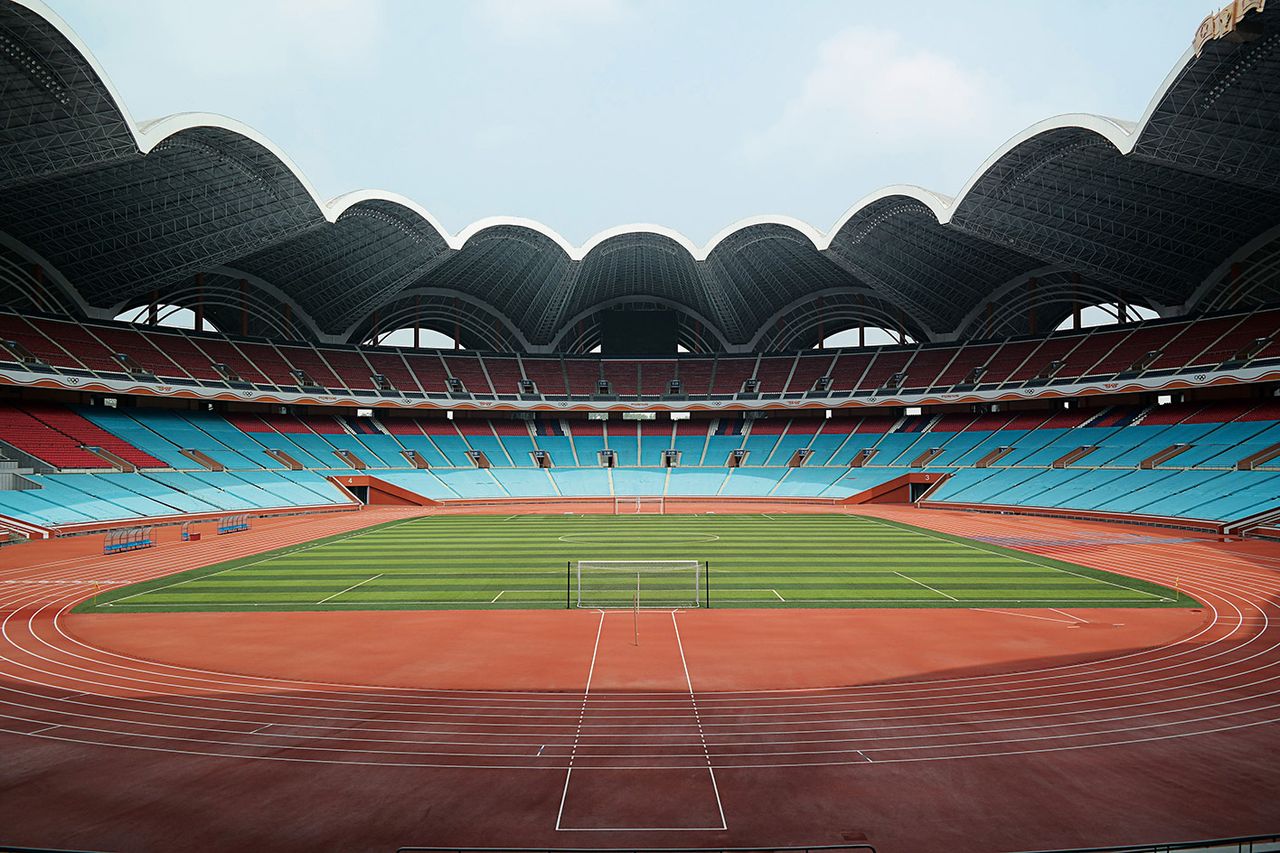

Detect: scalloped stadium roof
1,0,1280,353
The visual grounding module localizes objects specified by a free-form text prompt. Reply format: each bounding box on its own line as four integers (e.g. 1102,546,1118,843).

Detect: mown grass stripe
78,514,1193,614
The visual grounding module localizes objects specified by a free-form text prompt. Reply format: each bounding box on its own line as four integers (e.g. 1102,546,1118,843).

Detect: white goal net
614,496,665,515
575,560,703,609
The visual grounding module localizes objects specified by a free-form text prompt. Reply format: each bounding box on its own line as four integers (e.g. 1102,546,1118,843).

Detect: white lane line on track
2,508,1277,773
317,574,384,605
24,548,1258,704
894,572,958,601
1050,608,1090,624
555,610,605,831
0,617,1274,763
28,506,1232,699
672,609,729,831
971,609,1077,624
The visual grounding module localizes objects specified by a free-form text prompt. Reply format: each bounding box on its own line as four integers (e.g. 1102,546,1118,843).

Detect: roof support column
194,273,204,332
148,290,159,326
1026,277,1037,335
1071,273,1082,330
31,264,46,308
414,296,421,349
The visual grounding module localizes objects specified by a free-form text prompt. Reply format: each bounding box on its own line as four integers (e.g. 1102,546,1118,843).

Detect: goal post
613,496,665,515
571,560,708,609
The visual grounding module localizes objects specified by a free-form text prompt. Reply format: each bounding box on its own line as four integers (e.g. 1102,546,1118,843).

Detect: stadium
0,0,1279,850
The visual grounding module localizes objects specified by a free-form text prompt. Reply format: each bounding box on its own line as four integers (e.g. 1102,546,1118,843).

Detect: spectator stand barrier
103,525,153,555
216,514,251,535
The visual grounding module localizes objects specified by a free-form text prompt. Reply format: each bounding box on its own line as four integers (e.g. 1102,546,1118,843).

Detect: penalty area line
860,515,1170,600
893,571,958,601
317,573,383,604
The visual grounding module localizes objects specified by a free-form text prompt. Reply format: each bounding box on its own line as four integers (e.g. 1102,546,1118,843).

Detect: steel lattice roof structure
1,0,1279,353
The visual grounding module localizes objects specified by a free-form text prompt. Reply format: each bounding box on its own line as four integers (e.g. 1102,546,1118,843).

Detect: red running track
0,506,1278,851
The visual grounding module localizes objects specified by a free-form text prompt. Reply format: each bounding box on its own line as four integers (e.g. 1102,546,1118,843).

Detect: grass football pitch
78,514,1193,613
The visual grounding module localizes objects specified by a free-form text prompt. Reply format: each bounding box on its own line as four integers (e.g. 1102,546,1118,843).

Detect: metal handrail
398,847,876,853
1018,832,1280,853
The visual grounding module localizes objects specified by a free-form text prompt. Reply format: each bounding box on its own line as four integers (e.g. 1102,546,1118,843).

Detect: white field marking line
8,636,1280,757
555,609,606,832
4,711,1280,773
2,509,399,586
102,596,1190,609
317,574,384,605
49,532,1249,696
971,608,1077,624
771,589,785,602
558,533,719,543
893,571,958,601
1050,608,1090,624
17,584,1269,732
40,568,1249,712
124,594,567,608
108,516,423,604
107,564,244,604
491,591,505,603
22,560,1280,768
10,604,1280,742
861,515,1172,600
10,671,1280,750
672,610,729,831
25,533,1254,703
12,548,1259,732
4,514,404,615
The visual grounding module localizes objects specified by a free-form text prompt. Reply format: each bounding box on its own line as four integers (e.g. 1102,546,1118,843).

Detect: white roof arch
15,0,1201,265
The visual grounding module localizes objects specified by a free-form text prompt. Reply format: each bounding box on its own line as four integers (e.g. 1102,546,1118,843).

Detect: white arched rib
16,0,1201,262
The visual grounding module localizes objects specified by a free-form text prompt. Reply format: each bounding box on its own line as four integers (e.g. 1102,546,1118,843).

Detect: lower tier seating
1,400,1279,527
0,470,351,527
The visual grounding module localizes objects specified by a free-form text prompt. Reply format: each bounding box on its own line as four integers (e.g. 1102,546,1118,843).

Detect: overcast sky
50,0,1213,247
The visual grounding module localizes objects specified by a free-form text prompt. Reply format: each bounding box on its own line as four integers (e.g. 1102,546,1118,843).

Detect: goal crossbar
572,559,706,609
613,496,665,515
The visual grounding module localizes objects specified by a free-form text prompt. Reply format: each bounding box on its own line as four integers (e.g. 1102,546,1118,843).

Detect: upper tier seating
3,307,1277,403
0,402,164,469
